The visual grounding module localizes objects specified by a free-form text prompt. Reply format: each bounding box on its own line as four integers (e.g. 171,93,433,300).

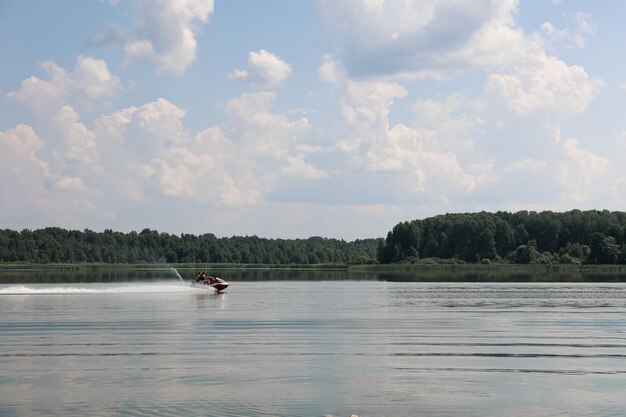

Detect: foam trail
0,282,200,295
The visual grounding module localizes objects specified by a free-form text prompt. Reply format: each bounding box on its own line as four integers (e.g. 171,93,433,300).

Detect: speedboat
191,276,229,292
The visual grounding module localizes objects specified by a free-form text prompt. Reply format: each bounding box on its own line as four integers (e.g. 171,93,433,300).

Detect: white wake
0,282,198,295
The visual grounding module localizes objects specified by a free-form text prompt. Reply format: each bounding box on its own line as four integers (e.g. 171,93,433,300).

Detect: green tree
477,229,496,260
589,233,621,264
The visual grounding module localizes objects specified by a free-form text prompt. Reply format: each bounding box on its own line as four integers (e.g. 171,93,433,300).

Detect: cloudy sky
1,0,625,240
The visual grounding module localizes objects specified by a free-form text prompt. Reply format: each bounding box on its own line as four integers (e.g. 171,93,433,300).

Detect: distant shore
2,262,626,272
2,263,626,283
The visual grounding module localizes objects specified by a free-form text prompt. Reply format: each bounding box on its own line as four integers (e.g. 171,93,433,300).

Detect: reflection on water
0,266,180,283
1,273,626,416
3,265,626,285
0,266,364,284
380,270,626,283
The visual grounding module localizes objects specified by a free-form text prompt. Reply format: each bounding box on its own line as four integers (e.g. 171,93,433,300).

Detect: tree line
0,228,380,265
3,210,626,265
379,210,626,265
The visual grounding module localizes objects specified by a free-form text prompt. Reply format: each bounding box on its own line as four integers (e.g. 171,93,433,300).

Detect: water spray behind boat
172,268,184,284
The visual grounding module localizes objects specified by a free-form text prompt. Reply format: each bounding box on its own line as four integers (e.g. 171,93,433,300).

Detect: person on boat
195,271,207,282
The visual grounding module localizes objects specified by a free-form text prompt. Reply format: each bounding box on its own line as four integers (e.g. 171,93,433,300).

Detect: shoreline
2,263,626,283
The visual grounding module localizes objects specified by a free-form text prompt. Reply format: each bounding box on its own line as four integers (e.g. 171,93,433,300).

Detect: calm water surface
2,274,626,416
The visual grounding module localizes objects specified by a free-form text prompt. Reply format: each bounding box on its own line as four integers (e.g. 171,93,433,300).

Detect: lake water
2,270,626,416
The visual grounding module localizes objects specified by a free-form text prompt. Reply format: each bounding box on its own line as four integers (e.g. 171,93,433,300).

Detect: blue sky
1,0,625,240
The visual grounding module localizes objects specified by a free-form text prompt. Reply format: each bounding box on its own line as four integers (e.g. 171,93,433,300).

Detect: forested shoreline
2,210,626,265
0,228,380,265
380,210,626,265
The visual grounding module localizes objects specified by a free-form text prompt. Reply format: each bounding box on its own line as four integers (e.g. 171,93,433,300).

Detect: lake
2,268,626,416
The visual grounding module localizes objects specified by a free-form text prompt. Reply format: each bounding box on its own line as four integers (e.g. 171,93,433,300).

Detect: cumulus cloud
0,124,44,158
319,0,525,79
308,8,613,212
410,94,484,152
7,56,121,113
5,52,322,224
215,92,319,203
121,0,214,75
224,92,311,156
0,125,49,219
473,103,626,209
229,49,292,88
557,135,612,203
316,0,606,184
7,58,111,165
93,94,318,206
329,78,490,199
92,99,206,200
6,0,622,238
4,87,326,230
55,105,98,164
0,124,98,227
487,51,604,117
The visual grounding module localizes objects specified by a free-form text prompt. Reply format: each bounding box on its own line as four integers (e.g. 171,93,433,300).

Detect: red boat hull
191,279,229,292
212,283,229,292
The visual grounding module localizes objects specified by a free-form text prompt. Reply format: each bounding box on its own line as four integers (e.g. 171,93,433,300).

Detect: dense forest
379,210,626,265
0,228,380,265
2,210,626,265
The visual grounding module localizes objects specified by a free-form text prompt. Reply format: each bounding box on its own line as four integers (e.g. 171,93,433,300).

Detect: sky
1,0,626,240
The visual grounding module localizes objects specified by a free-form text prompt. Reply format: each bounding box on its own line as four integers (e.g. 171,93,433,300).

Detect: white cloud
68,56,123,103
487,51,604,117
281,155,329,179
5,1,623,239
93,99,199,200
336,80,407,152
0,125,47,219
410,94,484,152
330,78,490,198
121,0,214,75
92,93,319,207
319,0,525,79
54,105,98,164
7,56,121,113
224,92,311,158
504,158,549,173
215,92,318,203
6,74,63,115
557,137,611,203
318,54,344,83
7,59,108,166
8,70,326,222
0,124,97,227
148,158,199,197
541,12,597,49
229,49,292,88
316,0,607,210
574,12,597,38
0,124,44,157
134,98,187,145
53,176,87,192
